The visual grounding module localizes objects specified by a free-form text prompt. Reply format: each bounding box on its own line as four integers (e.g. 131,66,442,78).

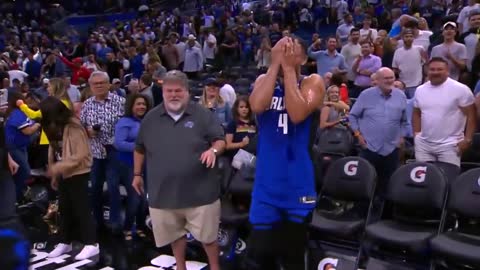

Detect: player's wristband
134,173,143,177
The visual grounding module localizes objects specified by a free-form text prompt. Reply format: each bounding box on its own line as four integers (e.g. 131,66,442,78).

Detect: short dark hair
428,57,449,67
124,93,152,118
327,36,337,42
350,28,360,34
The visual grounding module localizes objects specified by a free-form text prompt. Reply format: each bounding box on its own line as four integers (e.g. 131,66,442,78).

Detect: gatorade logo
318,257,338,270
410,166,427,183
344,160,359,176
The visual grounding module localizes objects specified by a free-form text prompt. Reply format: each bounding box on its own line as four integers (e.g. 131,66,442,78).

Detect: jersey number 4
278,113,288,134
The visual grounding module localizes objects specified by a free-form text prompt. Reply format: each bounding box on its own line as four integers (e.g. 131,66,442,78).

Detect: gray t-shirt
430,42,468,81
136,102,225,209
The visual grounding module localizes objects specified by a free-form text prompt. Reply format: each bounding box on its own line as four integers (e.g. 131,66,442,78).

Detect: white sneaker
48,243,72,258
74,244,100,260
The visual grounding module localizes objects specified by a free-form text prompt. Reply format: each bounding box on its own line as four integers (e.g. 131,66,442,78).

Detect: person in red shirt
330,73,350,105
54,53,91,85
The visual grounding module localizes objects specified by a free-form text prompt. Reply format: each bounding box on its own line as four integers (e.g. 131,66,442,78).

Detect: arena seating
363,162,449,269
430,168,480,269
309,156,377,269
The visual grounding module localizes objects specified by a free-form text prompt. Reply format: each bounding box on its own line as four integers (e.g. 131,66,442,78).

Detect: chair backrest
315,127,353,156
235,78,251,87
386,162,448,210
448,168,480,219
322,157,377,201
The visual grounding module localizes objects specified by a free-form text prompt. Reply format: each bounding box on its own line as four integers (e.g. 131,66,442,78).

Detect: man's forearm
211,140,226,155
133,150,145,175
412,109,421,134
465,106,477,140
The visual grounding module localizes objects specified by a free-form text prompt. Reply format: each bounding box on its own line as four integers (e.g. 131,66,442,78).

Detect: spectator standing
40,97,99,260
349,67,408,184
114,94,151,241
202,28,217,67
133,70,225,270
64,77,81,103
183,35,204,79
351,40,382,97
392,29,427,98
162,34,180,71
55,54,91,85
336,13,355,47
341,28,361,87
308,37,348,76
430,22,468,81
80,71,125,232
105,52,124,83
457,0,480,33
413,58,476,172
5,92,41,201
138,74,154,106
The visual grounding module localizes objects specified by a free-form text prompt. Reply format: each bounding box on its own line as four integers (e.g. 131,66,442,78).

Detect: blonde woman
199,78,232,127
320,85,350,129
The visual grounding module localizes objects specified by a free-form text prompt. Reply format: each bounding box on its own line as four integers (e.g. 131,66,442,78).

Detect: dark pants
90,146,121,229
58,173,96,244
115,160,147,231
9,147,30,202
360,148,400,220
0,170,18,225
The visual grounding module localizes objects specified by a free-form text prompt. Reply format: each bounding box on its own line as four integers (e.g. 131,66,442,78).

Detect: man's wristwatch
211,148,218,155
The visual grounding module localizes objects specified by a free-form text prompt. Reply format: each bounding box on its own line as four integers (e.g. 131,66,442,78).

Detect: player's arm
460,104,476,142
283,70,325,124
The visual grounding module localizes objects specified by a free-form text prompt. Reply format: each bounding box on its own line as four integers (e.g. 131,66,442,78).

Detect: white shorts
414,136,461,167
149,199,221,247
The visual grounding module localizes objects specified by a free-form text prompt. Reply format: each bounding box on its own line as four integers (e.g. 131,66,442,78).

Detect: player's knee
244,227,278,269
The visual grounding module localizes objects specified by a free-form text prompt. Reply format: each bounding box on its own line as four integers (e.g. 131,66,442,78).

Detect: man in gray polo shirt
132,70,225,270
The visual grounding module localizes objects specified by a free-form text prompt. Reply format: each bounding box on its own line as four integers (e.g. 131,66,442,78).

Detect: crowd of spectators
0,0,480,266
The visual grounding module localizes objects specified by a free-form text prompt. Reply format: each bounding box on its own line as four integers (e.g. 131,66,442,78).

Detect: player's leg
244,200,282,270
277,208,312,270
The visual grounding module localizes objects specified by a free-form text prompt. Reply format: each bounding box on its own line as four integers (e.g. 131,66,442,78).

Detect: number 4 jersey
253,81,317,209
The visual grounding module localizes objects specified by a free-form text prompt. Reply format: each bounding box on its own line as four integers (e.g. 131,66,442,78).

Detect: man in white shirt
413,57,476,169
392,29,427,98
202,29,217,66
457,0,480,33
430,22,468,81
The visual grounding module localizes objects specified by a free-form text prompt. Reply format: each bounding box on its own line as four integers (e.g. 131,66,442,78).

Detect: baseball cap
204,77,222,87
187,34,196,40
442,21,457,30
112,78,121,84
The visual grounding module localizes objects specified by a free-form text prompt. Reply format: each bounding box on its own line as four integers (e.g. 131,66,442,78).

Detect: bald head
376,67,395,92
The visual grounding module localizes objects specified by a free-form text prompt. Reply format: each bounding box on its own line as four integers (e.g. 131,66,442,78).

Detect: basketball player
247,36,325,269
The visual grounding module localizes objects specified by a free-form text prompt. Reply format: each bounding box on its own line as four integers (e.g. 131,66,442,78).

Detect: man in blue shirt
349,67,408,186
247,36,325,270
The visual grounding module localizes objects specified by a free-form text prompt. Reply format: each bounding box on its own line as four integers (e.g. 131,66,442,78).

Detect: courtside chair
430,168,480,269
363,162,449,270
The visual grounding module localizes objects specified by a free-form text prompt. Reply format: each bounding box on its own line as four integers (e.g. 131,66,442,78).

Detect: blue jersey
253,81,316,209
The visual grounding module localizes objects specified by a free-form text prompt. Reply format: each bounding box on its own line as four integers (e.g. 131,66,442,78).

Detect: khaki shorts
149,199,221,247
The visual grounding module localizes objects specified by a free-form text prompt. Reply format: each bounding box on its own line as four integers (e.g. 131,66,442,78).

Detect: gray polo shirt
136,101,225,209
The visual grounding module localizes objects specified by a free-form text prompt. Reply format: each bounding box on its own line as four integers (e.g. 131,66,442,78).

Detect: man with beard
413,57,476,177
133,70,225,270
